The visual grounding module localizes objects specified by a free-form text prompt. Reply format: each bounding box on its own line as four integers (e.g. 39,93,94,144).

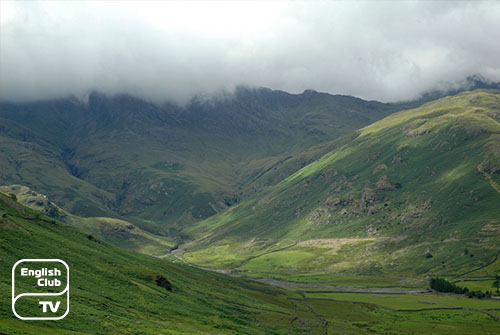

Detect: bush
466,290,490,299
155,275,173,291
493,274,500,295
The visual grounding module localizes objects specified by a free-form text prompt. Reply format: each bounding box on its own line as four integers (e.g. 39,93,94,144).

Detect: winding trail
455,249,500,278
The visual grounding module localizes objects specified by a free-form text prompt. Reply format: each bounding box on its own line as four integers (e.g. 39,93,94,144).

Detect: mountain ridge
0,86,402,239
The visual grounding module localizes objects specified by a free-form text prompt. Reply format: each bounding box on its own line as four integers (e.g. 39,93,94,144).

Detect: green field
304,292,500,311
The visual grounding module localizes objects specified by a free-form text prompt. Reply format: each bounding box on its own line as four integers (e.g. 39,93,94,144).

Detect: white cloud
1,1,500,104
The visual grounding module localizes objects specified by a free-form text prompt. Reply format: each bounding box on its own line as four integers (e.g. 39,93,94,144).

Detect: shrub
493,275,500,296
466,290,489,299
155,275,173,291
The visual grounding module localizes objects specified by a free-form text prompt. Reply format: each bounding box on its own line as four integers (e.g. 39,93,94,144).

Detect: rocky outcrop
376,175,400,191
372,164,388,175
392,156,403,164
308,208,331,225
407,128,430,138
360,188,378,210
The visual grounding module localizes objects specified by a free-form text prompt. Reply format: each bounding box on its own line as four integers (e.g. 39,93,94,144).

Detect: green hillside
1,193,499,334
180,90,500,279
0,88,400,239
0,184,175,255
0,192,295,334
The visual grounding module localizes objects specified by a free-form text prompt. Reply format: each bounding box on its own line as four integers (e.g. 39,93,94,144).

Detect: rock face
324,196,341,208
376,175,400,191
308,208,331,225
372,164,388,175
407,128,430,138
392,156,403,164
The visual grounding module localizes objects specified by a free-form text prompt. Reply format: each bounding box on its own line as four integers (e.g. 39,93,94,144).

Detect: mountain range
0,86,402,242
1,81,500,334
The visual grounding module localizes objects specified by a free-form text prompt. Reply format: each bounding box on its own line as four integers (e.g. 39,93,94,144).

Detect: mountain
0,87,401,242
1,192,498,334
180,90,500,279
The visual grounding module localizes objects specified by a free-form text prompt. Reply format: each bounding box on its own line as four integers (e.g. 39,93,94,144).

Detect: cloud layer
1,1,500,104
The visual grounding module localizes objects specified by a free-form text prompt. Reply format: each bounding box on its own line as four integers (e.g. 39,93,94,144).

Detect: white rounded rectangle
12,259,69,320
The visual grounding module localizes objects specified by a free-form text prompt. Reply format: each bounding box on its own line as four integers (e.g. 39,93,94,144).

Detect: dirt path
157,246,183,258
480,169,500,195
236,241,298,268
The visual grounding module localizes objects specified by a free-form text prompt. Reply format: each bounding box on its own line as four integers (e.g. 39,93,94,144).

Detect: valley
2,1,500,333
1,89,499,334
0,193,499,334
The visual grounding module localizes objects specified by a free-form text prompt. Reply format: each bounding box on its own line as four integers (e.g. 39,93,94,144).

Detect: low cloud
1,1,500,104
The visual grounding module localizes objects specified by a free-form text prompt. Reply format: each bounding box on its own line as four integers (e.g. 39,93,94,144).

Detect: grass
305,298,499,335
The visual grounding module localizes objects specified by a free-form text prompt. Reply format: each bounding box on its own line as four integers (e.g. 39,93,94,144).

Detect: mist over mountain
2,1,500,104
402,74,500,108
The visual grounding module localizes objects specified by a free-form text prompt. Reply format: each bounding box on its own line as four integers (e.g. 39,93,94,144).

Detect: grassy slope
1,193,498,335
0,185,175,255
0,192,294,334
0,118,116,217
181,90,500,279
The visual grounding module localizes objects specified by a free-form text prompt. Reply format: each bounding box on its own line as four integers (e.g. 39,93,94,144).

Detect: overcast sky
1,1,500,104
